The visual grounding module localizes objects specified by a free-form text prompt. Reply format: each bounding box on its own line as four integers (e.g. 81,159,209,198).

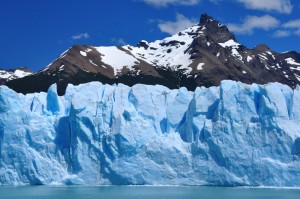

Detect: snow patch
94,46,139,75
290,66,300,71
0,69,31,80
247,56,253,62
80,51,87,57
276,63,282,69
0,70,11,79
197,63,205,70
58,65,64,71
13,70,31,78
286,58,300,66
218,39,240,48
258,54,268,60
89,60,98,67
295,74,300,81
231,49,243,61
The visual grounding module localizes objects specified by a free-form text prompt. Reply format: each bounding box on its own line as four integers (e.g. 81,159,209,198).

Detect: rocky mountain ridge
5,14,300,95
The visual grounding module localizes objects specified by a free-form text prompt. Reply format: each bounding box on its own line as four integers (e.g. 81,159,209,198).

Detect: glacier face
0,80,300,186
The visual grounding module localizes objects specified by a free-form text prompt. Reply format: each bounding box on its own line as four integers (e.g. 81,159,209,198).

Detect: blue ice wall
0,80,299,186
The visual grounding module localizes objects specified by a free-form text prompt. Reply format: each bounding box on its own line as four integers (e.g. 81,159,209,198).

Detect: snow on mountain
0,68,32,84
218,39,240,48
0,69,31,80
4,14,300,95
124,24,199,73
94,46,140,75
286,58,300,66
0,80,300,186
3,14,299,96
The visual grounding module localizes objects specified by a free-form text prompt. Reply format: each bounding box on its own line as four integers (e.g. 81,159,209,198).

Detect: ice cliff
0,80,300,186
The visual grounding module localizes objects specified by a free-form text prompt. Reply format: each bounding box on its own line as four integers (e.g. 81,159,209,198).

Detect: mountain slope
6,14,300,95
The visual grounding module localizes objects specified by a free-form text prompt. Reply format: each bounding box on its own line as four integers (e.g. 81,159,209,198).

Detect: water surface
0,186,299,199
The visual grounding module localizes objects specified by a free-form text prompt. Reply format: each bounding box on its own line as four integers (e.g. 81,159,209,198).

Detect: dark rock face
5,14,300,95
137,41,149,49
200,13,236,43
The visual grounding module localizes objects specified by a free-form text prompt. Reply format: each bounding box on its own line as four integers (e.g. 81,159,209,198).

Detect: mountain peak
199,13,214,24
198,13,236,43
199,13,225,27
5,13,300,95
253,44,270,52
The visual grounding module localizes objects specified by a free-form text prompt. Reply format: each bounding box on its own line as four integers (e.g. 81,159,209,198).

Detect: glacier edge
0,80,300,186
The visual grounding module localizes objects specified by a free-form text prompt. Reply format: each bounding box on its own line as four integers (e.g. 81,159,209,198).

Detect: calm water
0,186,299,199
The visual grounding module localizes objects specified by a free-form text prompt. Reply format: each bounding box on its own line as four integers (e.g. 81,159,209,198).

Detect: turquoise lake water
0,186,299,199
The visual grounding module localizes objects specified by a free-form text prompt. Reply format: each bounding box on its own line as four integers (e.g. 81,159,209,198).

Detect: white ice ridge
0,80,300,186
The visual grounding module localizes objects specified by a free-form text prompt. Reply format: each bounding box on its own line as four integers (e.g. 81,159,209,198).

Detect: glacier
0,80,300,186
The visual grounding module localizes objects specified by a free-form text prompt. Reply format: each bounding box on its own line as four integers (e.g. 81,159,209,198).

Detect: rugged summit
6,14,300,95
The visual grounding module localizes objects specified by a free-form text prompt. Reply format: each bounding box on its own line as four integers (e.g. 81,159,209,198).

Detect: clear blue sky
1,0,299,71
